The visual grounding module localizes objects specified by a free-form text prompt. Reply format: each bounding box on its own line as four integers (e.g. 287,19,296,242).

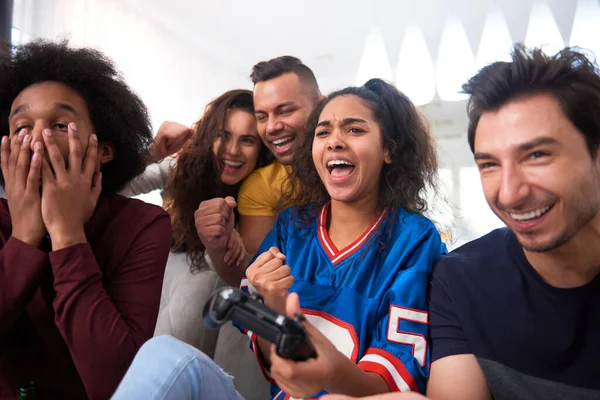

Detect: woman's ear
384,148,392,164
99,142,115,164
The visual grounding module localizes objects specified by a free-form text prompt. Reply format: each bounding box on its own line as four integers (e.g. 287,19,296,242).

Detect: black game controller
203,288,317,362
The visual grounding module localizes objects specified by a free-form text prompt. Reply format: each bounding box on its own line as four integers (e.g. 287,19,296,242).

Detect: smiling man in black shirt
426,45,600,400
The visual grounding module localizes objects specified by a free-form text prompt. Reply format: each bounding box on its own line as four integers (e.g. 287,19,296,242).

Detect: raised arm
119,156,173,197
196,197,249,287
120,120,191,197
147,121,192,166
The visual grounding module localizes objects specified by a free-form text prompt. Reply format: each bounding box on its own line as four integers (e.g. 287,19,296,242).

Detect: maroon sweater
0,195,171,399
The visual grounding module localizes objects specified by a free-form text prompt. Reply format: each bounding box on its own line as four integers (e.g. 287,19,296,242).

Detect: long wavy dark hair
164,89,272,272
281,78,439,230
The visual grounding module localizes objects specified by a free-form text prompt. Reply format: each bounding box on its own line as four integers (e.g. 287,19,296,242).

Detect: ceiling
118,0,585,135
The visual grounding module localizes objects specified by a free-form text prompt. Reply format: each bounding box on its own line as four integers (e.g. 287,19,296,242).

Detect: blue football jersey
239,203,446,399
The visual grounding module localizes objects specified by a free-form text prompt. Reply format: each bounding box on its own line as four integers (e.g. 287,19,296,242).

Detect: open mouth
271,136,295,153
509,203,555,222
326,159,355,179
223,160,244,171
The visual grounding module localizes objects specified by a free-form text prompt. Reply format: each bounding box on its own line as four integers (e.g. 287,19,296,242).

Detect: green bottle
17,381,36,400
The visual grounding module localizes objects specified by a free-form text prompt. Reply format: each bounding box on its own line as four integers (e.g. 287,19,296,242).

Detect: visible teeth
327,160,354,167
273,137,293,145
510,205,551,221
224,160,243,167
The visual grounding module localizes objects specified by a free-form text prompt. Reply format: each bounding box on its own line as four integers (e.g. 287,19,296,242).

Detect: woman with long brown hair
121,89,271,353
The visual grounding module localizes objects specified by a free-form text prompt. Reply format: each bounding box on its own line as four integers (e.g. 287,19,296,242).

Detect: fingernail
18,128,27,137
91,134,97,141
69,122,78,131
224,258,229,264
32,152,40,161
43,129,52,137
23,134,30,143
1,136,6,144
35,142,43,151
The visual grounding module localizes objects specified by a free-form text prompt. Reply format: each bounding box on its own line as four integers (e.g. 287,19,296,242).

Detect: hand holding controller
203,288,317,362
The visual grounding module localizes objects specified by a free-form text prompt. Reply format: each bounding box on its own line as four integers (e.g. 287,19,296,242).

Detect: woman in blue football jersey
243,78,445,399
111,79,445,400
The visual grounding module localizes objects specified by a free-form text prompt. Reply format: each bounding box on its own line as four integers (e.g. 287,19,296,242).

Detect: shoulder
395,208,439,235
387,208,443,250
273,206,297,233
440,228,511,267
102,195,170,231
238,164,274,196
433,228,514,285
277,206,295,220
242,162,280,185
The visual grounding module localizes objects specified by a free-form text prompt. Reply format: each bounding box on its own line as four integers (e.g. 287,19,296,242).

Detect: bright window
570,0,600,61
396,25,436,106
437,16,476,101
476,10,513,70
525,0,564,56
356,27,392,86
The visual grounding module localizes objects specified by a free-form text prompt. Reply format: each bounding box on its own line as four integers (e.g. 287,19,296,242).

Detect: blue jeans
111,335,244,400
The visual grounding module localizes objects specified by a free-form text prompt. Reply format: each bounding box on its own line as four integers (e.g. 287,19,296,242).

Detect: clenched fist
246,246,294,313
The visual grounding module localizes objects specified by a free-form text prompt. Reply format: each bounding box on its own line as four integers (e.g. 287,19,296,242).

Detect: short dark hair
0,39,153,194
250,55,321,98
463,44,600,156
283,78,438,227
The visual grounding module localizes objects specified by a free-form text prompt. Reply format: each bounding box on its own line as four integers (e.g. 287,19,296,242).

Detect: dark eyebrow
276,102,295,110
516,137,558,152
341,118,367,125
474,151,494,161
53,103,78,116
8,105,29,121
316,117,368,129
255,102,295,115
474,137,559,160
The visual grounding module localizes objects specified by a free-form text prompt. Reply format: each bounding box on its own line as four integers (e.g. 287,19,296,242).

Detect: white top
119,156,176,197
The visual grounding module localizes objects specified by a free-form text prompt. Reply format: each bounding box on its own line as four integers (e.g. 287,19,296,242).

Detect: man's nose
29,126,45,151
266,116,284,135
498,166,531,210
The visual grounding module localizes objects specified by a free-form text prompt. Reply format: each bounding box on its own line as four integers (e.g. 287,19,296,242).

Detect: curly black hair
0,39,153,194
281,78,439,228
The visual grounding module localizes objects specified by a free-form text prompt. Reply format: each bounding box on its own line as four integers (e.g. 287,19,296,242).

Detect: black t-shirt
430,228,600,400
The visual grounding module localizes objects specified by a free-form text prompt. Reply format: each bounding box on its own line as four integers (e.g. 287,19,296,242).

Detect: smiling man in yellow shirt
237,56,323,255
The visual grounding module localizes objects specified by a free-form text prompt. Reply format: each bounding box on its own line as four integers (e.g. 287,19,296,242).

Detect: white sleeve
119,157,175,197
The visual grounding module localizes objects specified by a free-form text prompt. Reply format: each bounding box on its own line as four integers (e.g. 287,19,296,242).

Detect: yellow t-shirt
237,161,293,217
